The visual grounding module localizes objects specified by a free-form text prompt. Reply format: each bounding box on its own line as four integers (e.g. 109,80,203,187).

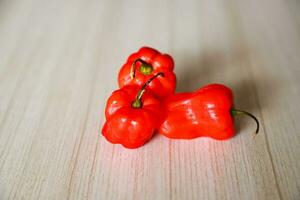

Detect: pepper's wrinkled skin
159,84,236,140
102,85,165,148
118,47,176,98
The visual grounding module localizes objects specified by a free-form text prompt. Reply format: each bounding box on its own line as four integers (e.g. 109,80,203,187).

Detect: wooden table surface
1,0,300,199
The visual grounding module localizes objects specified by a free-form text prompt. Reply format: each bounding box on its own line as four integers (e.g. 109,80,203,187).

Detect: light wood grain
0,0,300,199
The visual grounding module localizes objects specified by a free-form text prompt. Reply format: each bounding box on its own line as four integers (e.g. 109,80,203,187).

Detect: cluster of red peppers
102,47,259,148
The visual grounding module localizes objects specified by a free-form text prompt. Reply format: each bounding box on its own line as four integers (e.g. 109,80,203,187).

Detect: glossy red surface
159,84,235,140
118,47,176,99
102,85,165,148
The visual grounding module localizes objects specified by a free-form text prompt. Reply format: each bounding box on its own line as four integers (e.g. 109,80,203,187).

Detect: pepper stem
231,108,260,135
130,58,153,78
131,72,164,109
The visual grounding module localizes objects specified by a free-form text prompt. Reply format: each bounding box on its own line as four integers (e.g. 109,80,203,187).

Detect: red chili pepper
118,47,176,98
102,73,165,148
159,84,259,140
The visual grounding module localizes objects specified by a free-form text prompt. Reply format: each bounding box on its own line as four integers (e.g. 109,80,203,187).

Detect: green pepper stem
131,72,164,108
130,58,152,78
231,108,260,135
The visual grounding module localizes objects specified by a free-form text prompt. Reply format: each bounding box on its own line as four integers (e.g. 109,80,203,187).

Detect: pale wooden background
0,0,300,199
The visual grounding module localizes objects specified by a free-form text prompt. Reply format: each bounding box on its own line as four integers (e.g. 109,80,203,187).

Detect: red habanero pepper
159,84,259,140
102,73,165,149
118,47,176,98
